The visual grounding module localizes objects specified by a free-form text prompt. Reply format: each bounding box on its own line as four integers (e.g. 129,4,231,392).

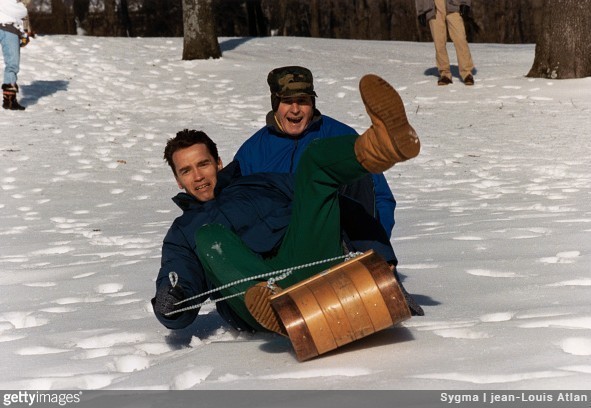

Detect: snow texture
1,35,590,390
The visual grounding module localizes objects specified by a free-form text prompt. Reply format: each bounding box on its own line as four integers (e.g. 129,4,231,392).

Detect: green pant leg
195,223,271,329
195,136,368,322
270,135,369,287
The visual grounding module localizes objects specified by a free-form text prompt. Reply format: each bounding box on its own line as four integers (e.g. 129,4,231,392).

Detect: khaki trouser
429,0,474,80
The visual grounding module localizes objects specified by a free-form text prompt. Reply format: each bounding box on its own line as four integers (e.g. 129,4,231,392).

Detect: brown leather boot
355,75,419,173
2,84,26,111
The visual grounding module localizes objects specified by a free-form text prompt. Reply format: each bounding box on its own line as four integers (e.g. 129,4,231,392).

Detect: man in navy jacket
234,66,397,237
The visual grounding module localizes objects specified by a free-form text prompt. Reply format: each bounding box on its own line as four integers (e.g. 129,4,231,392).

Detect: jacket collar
171,160,242,211
265,109,323,140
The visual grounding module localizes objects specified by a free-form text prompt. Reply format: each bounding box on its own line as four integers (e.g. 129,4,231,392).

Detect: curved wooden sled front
269,250,411,361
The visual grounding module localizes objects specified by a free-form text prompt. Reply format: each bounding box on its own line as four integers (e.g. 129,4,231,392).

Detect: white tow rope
165,252,363,316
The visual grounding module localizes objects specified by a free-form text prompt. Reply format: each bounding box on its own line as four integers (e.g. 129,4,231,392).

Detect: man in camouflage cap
234,65,398,239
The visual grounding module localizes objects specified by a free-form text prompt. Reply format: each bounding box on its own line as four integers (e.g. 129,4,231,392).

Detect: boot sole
245,282,287,336
359,74,420,161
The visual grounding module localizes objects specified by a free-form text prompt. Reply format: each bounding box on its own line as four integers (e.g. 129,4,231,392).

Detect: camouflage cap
267,66,318,98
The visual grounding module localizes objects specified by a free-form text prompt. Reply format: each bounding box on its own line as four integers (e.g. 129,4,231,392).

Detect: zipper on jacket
289,139,299,173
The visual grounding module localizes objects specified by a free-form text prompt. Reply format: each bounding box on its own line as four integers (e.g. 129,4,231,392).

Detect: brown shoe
355,74,420,173
245,282,287,336
464,74,474,86
437,76,453,86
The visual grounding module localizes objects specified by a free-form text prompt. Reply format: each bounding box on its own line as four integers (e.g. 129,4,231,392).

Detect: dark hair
163,129,219,175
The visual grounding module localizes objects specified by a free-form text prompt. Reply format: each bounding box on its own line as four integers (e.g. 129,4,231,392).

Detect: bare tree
182,0,221,60
102,0,132,36
119,0,133,37
73,0,90,26
51,0,69,33
246,0,266,36
104,0,118,35
527,0,591,79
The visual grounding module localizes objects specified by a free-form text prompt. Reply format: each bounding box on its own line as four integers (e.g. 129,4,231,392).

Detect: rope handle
164,252,363,316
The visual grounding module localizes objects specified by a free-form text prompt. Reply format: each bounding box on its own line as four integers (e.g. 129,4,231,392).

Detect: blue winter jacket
153,161,397,332
234,111,397,236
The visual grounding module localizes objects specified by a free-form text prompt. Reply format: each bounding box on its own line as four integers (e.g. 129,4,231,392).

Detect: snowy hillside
1,35,590,391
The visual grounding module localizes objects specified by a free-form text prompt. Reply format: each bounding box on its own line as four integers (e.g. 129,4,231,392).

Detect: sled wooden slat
366,255,412,325
325,265,374,339
345,261,394,331
307,275,355,347
270,294,318,360
289,284,338,355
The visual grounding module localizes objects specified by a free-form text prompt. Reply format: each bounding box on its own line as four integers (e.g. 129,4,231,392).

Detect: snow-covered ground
1,35,590,390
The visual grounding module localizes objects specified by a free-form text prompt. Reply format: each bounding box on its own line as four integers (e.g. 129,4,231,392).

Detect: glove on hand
459,5,470,18
152,277,186,318
418,13,427,27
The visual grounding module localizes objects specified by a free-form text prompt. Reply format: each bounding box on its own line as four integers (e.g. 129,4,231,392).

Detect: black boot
392,265,425,316
2,84,26,111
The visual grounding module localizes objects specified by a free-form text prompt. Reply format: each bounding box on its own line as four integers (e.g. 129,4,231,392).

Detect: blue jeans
0,30,21,84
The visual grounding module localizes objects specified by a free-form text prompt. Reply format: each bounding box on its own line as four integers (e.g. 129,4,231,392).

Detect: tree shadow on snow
219,37,254,53
19,80,69,108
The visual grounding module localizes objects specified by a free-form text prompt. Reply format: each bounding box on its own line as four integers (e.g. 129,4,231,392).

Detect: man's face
172,143,223,202
275,95,314,137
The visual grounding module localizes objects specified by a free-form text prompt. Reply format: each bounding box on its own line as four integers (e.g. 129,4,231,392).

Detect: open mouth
287,117,303,124
195,183,210,192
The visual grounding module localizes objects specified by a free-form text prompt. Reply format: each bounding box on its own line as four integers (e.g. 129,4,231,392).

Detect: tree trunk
246,0,267,36
104,0,118,36
182,0,221,60
73,0,90,26
51,0,69,33
119,0,133,37
527,0,591,79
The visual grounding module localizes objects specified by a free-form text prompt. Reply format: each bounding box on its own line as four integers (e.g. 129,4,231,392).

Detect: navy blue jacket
153,161,397,332
234,112,397,236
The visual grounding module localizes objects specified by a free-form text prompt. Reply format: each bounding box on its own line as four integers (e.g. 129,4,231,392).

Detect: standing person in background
234,66,397,237
0,0,31,110
416,0,475,86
